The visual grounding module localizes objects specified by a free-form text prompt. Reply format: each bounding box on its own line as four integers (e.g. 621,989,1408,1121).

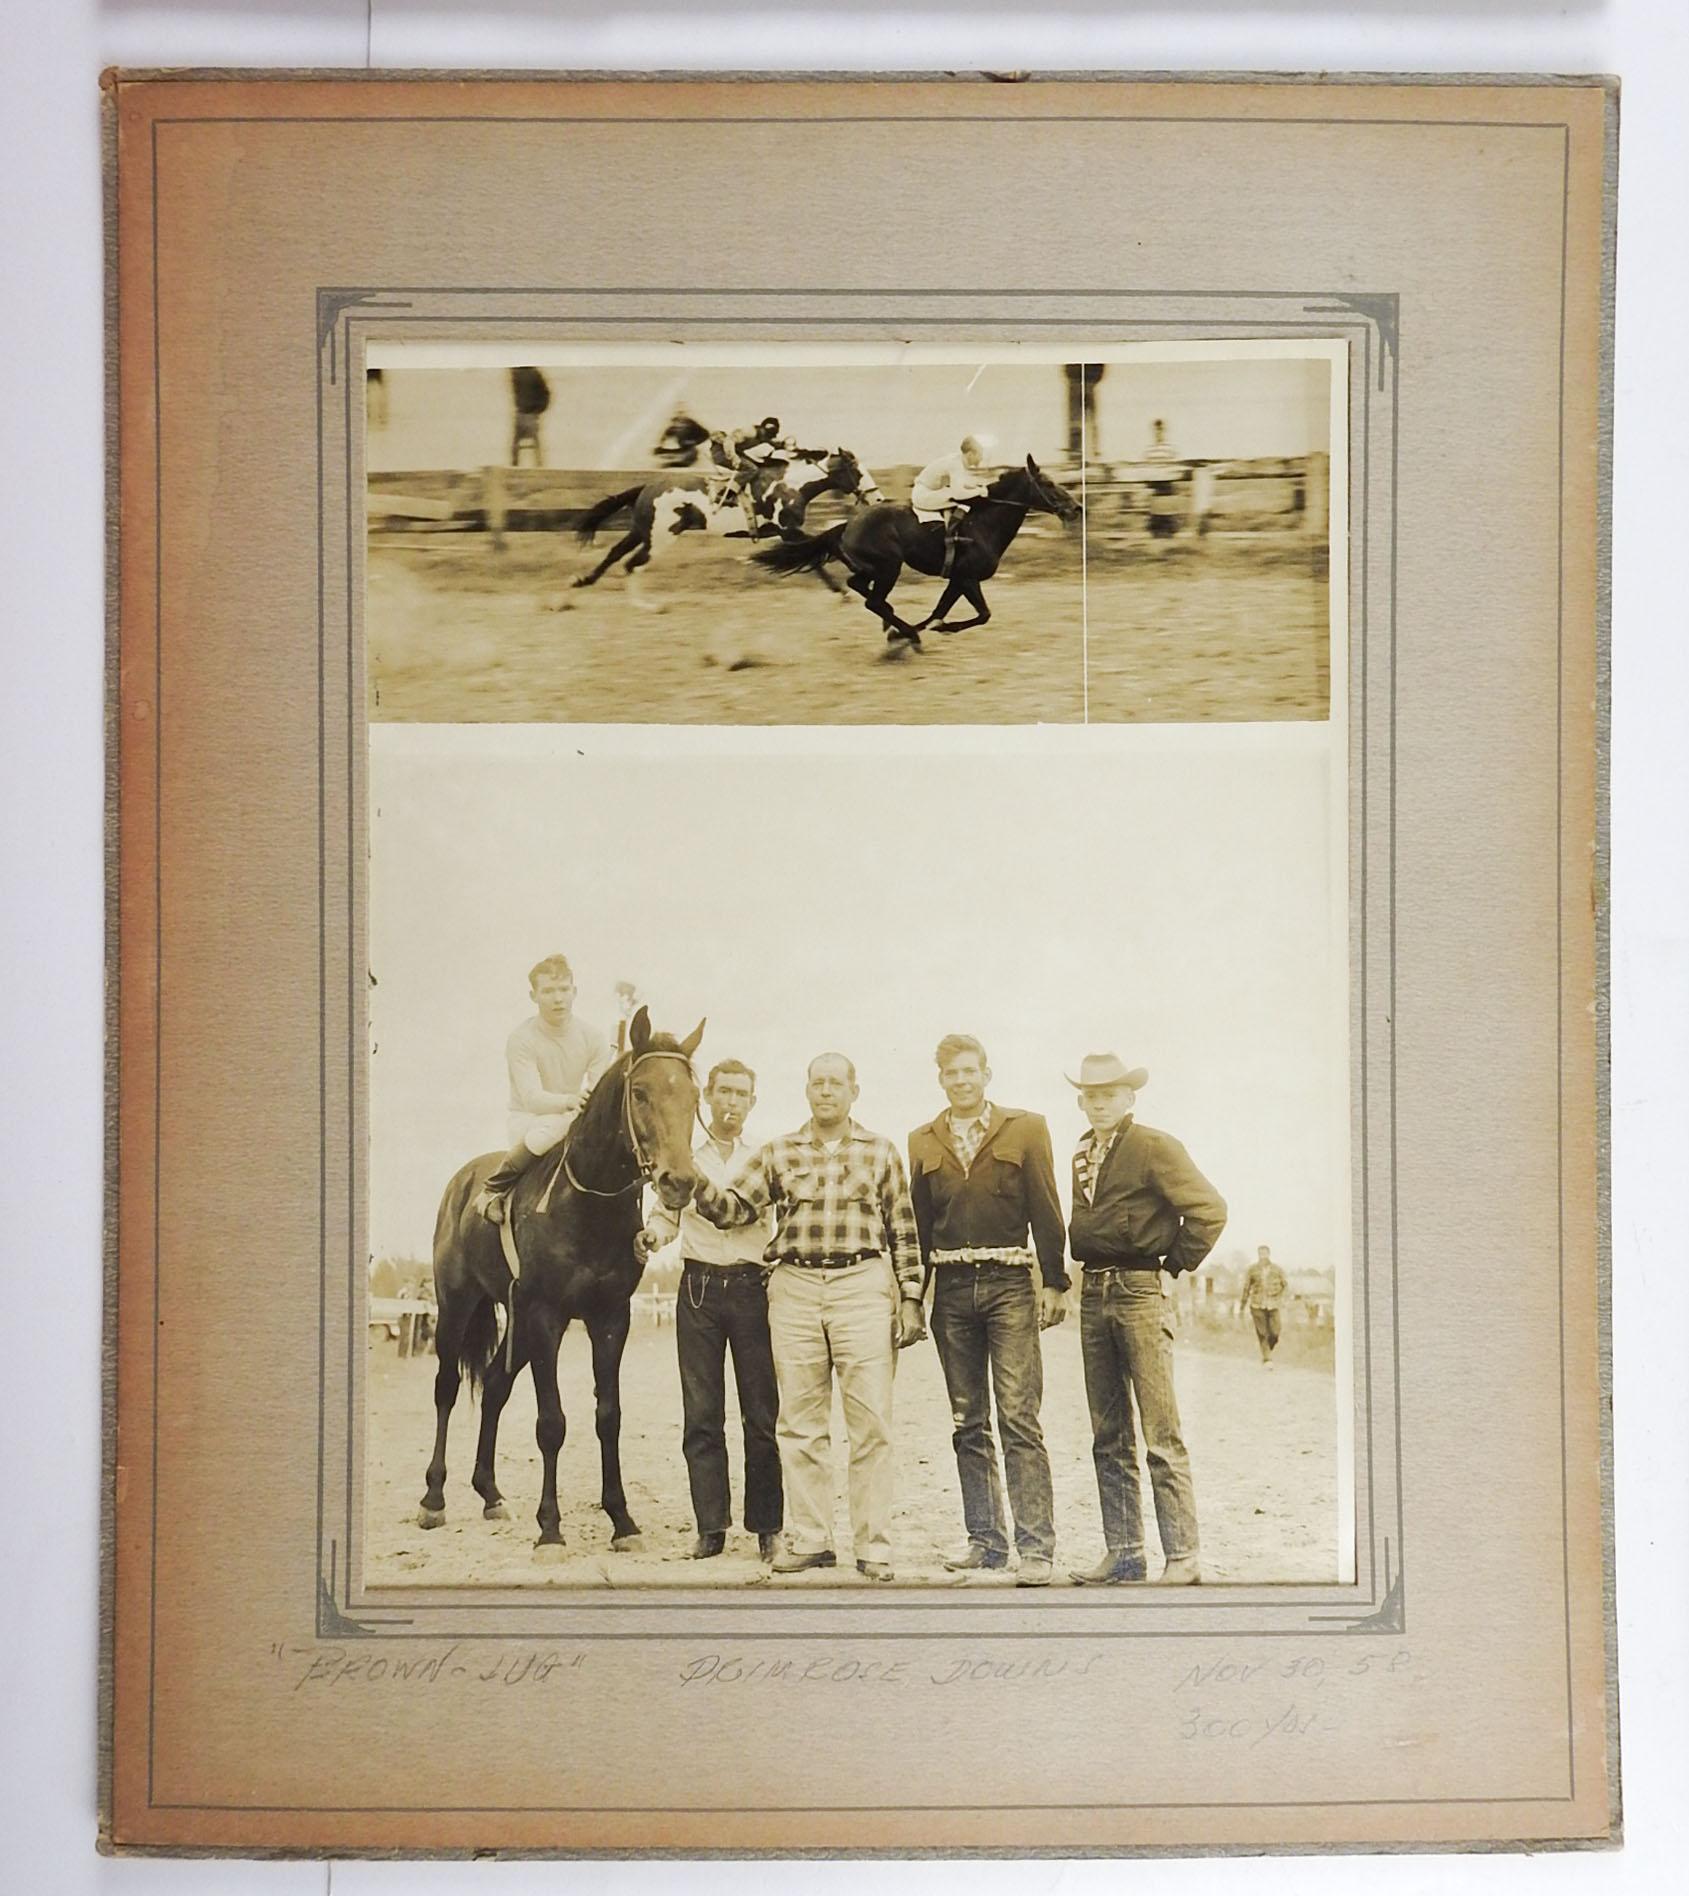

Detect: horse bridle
560,1049,700,1200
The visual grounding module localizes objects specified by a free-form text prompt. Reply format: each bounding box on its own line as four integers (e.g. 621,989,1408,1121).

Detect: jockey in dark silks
709,417,795,537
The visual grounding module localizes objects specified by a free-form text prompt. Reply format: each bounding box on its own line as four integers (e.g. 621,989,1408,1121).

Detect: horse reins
554,1049,701,1202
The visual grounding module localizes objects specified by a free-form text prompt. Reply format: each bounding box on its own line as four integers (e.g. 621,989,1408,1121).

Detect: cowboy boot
472,1139,536,1225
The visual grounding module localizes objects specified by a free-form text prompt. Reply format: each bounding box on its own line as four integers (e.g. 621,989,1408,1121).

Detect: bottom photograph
363,727,1351,1592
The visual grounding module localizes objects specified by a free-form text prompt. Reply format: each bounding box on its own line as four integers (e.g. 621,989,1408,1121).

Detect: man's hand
633,1225,664,1263
1038,1286,1067,1331
894,1296,928,1350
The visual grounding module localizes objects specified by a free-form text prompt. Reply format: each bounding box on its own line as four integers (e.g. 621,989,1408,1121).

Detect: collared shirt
949,1103,991,1171
1075,1124,1123,1205
647,1133,773,1268
693,1119,923,1297
1243,1261,1290,1310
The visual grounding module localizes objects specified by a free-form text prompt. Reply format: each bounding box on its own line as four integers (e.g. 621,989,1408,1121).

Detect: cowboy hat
1064,1053,1150,1091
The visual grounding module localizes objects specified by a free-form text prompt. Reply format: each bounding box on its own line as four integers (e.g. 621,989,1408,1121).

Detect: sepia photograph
362,726,1352,1593
366,341,1341,725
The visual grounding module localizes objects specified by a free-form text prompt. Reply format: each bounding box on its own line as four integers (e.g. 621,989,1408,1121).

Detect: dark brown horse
752,456,1081,647
421,1008,704,1556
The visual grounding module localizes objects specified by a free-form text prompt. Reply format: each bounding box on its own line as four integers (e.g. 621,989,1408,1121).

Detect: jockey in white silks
910,434,993,553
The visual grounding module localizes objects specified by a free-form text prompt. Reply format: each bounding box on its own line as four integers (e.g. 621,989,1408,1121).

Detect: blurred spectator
1064,361,1105,462
509,366,552,467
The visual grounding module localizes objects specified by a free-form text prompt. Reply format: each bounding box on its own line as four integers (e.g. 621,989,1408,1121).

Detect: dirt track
367,531,1329,726
362,1310,1338,1592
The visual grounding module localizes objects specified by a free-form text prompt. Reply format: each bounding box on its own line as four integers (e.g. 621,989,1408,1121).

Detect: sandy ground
367,531,1328,726
362,1310,1338,1591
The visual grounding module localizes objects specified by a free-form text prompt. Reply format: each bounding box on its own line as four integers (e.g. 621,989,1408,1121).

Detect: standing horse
565,450,882,602
751,456,1081,647
421,1008,704,1556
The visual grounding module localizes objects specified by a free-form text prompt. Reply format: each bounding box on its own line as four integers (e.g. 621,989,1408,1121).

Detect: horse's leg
470,1337,521,1520
529,1312,569,1557
419,1302,464,1528
933,577,992,635
621,539,665,615
570,529,644,591
866,566,920,646
912,578,965,634
587,1303,641,1550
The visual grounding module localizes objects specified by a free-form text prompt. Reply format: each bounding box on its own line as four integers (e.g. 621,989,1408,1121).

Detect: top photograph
366,341,1343,726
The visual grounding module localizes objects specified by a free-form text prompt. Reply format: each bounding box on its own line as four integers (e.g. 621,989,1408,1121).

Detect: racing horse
564,449,882,602
751,457,1082,648
421,1007,704,1556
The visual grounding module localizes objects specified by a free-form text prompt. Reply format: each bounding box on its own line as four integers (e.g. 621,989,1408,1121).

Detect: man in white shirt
910,434,993,555
472,954,613,1225
644,1059,782,1561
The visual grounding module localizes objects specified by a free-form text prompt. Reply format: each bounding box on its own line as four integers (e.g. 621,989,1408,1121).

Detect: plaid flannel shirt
692,1120,924,1297
1075,1125,1122,1205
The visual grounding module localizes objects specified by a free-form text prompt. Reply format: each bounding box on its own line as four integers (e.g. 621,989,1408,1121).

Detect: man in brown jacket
909,1035,1069,1587
1065,1054,1227,1586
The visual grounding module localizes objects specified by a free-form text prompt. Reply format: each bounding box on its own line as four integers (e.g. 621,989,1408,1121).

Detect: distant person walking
509,366,552,467
1241,1245,1290,1366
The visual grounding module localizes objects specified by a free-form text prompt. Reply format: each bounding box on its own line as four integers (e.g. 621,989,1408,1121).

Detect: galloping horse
752,456,1082,647
421,1007,704,1556
566,449,882,600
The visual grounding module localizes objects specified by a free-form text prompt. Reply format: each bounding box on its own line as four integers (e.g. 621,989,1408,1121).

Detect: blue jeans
1079,1270,1199,1560
930,1265,1055,1561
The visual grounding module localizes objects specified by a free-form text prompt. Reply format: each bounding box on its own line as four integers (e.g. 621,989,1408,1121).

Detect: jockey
472,954,614,1226
911,434,993,552
710,417,792,535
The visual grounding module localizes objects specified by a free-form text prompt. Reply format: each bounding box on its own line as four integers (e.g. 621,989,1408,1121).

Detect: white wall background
5,5,1683,1893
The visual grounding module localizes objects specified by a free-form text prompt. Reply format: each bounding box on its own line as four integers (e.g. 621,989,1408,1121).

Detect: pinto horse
566,449,882,602
752,456,1081,647
421,1007,704,1556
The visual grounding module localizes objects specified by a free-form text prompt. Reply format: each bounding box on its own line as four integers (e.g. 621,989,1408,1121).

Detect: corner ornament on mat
316,289,415,384
1310,1539,1405,1634
1305,292,1399,389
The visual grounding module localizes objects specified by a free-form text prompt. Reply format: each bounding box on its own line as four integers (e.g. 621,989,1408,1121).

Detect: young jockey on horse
710,417,795,537
472,955,614,1225
910,435,993,560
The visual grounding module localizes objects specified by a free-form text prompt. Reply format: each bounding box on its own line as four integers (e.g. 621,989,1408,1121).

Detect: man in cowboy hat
1065,1053,1226,1586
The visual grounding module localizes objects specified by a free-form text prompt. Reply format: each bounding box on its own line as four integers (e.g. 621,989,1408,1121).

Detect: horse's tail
754,520,847,575
456,1296,501,1396
573,484,644,546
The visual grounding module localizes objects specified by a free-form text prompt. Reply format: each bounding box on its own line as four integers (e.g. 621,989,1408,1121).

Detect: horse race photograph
365,342,1341,724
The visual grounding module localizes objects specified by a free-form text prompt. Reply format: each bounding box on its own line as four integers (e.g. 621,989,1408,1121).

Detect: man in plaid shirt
692,1052,926,1581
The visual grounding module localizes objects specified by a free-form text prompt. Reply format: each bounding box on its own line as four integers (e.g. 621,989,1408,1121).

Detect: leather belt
783,1251,881,1271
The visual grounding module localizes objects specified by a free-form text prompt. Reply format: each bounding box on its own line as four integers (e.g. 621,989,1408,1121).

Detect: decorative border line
312,287,1398,1642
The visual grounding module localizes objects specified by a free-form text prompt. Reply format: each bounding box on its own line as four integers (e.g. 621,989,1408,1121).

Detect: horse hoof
482,1501,509,1521
533,1539,568,1563
609,1532,644,1554
417,1506,446,1530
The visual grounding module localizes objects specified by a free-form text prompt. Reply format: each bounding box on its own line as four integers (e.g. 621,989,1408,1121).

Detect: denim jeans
930,1264,1055,1561
676,1264,783,1536
1079,1270,1199,1560
1251,1306,1283,1360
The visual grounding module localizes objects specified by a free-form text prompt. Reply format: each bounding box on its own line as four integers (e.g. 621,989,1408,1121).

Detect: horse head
1022,454,1083,524
625,1005,705,1210
828,449,883,504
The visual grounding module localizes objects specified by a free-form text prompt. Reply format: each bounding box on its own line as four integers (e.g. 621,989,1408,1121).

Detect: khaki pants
766,1258,898,1564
